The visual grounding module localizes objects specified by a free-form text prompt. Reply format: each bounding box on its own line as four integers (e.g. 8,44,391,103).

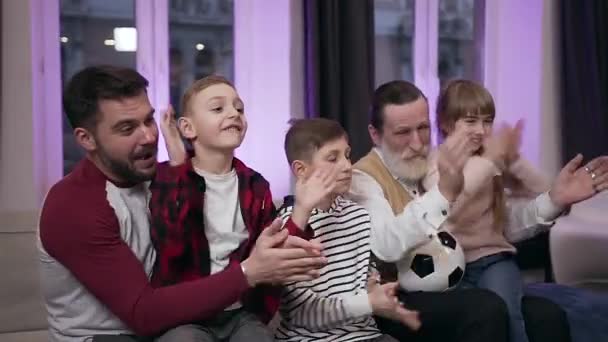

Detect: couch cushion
0,231,48,333
0,330,49,342
550,192,608,292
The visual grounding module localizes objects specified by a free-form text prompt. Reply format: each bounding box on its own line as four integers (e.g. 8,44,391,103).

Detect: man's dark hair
370,80,427,132
63,65,149,130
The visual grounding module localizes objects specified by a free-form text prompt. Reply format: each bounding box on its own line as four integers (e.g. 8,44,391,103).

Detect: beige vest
354,150,413,281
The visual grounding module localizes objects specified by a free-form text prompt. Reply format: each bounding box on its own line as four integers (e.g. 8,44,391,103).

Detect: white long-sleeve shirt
275,196,382,342
347,148,452,265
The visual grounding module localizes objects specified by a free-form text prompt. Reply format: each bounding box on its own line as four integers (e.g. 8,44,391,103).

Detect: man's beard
379,144,429,183
97,144,158,184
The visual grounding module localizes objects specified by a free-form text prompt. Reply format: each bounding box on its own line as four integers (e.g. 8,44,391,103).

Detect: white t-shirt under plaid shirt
275,196,382,342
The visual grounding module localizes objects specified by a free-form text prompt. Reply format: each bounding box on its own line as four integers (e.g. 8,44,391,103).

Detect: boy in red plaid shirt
150,75,328,341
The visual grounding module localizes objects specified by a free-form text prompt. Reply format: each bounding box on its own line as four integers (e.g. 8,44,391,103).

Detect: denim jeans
459,252,528,342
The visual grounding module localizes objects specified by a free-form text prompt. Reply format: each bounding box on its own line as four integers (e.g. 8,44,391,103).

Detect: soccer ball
397,230,465,292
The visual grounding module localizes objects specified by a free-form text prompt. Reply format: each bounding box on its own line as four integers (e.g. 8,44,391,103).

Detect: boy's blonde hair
180,75,234,116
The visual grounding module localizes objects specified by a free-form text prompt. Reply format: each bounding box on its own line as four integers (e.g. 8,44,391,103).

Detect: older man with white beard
348,80,571,342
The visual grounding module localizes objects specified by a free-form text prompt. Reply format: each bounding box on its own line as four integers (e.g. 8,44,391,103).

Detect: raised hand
549,154,608,207
367,275,421,331
438,129,473,202
482,120,523,169
290,167,340,229
159,105,187,166
296,167,340,210
241,219,327,286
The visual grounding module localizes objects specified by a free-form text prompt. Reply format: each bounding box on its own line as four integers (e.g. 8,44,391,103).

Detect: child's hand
160,105,187,166
295,167,340,212
289,167,339,230
437,129,472,202
368,279,421,331
482,120,523,169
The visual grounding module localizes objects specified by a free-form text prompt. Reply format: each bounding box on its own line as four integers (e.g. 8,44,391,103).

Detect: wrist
506,153,520,166
548,189,567,208
294,197,314,214
438,182,457,203
241,259,257,287
291,203,312,230
485,152,506,169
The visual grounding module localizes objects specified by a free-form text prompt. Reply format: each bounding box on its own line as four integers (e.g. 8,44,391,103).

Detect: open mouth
134,149,157,162
222,123,243,133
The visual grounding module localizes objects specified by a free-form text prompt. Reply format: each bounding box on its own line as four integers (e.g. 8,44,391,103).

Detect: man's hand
160,105,187,166
437,130,472,202
291,167,340,229
549,154,608,207
241,219,327,286
368,276,421,331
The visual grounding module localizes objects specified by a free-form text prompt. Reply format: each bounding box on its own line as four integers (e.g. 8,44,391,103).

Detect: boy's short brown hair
181,75,234,116
284,118,348,164
436,79,496,138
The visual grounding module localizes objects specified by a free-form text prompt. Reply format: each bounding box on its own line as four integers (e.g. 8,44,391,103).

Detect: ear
73,127,97,152
291,160,308,179
178,116,196,139
368,124,382,146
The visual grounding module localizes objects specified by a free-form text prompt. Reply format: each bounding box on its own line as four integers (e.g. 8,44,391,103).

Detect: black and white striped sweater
275,196,381,342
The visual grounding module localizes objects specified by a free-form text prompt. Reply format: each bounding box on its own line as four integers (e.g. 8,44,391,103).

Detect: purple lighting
234,0,296,200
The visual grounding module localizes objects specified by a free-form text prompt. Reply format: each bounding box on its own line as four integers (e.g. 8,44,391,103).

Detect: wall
1,0,36,214
484,0,561,175
0,2,49,336
234,0,304,199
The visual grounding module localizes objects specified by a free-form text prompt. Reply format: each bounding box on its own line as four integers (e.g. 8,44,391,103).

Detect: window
374,0,415,87
60,0,136,174
58,0,235,174
373,0,485,144
374,0,484,88
169,0,234,114
438,0,484,86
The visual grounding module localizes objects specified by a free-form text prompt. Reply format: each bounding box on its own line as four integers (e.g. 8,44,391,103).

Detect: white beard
379,145,429,183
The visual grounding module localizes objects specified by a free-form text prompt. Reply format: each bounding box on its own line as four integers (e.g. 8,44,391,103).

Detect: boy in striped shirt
275,118,421,342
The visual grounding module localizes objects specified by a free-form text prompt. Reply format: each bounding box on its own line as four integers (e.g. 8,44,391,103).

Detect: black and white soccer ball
398,230,465,292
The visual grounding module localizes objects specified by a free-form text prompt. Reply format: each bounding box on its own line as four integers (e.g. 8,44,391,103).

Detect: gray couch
2,194,605,342
0,212,48,341
551,191,608,292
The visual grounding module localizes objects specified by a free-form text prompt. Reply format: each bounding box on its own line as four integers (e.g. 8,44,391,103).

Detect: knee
522,296,568,325
472,289,509,323
156,324,206,342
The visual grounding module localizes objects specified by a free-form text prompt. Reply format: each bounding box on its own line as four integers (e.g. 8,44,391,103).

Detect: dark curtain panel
560,0,608,163
304,0,375,162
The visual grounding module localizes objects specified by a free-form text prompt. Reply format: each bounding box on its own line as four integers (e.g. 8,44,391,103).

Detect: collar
311,196,343,215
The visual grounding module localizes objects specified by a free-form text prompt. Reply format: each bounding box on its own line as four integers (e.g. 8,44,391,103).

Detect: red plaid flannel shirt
149,157,310,322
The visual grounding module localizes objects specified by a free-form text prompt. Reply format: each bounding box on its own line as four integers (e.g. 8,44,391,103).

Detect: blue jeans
459,252,528,342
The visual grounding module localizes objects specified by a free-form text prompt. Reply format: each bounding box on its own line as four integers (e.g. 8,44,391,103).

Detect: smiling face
436,79,496,154
451,113,494,153
179,80,247,153
74,90,159,184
